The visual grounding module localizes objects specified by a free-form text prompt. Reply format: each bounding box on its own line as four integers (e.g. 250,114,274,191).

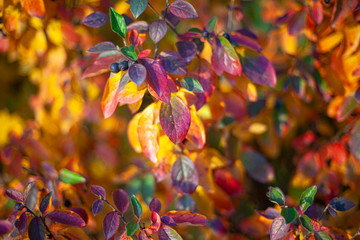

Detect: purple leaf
230,33,262,52
287,8,306,35
28,217,45,240
355,88,360,104
161,216,177,226
129,64,147,86
142,58,168,97
169,0,198,19
349,120,360,160
17,212,28,235
46,210,86,227
240,150,274,183
91,185,106,199
5,189,23,202
149,19,168,43
39,192,52,214
171,155,199,194
160,96,191,144
25,184,38,211
255,207,280,220
112,189,129,214
176,41,197,63
103,211,120,239
92,199,104,216
87,41,116,53
328,206,338,217
163,10,180,26
82,12,109,28
269,216,289,240
164,210,207,226
213,37,242,76
158,225,182,240
240,53,277,88
329,197,355,211
70,207,89,224
236,29,258,40
159,50,187,75
82,54,123,79
0,220,13,236
149,197,162,213
41,162,57,180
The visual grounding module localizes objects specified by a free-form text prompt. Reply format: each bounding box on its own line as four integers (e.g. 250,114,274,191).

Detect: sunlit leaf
213,37,242,76
59,169,86,184
163,211,207,226
144,210,161,234
110,7,127,37
269,216,289,240
121,45,138,61
20,0,45,18
101,71,124,119
267,187,285,206
158,225,183,240
299,186,317,212
143,58,168,97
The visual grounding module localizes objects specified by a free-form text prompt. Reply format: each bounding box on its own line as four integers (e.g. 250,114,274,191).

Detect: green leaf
141,173,155,205
131,195,143,219
314,231,332,240
206,17,217,32
126,222,139,236
130,0,148,19
110,7,127,38
59,169,86,184
180,77,204,93
299,186,317,212
300,215,313,232
267,187,285,206
281,207,298,224
188,28,202,34
121,45,138,61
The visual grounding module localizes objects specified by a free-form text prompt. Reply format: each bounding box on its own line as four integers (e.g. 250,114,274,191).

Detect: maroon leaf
311,0,323,24
212,37,242,76
143,58,168,97
171,155,199,194
46,210,86,227
87,41,116,53
158,225,182,240
230,33,262,52
149,197,162,213
28,217,45,240
92,199,104,216
160,96,191,143
25,183,38,211
164,210,207,226
161,216,177,226
5,189,23,202
82,54,123,79
240,150,274,183
17,212,28,235
148,81,171,104
129,29,140,48
91,185,106,199
129,63,147,86
0,220,13,235
149,19,168,43
82,12,109,28
39,192,52,214
169,0,198,19
70,207,89,224
103,211,120,239
287,8,306,35
159,50,187,75
112,189,129,214
176,41,197,63
240,53,277,88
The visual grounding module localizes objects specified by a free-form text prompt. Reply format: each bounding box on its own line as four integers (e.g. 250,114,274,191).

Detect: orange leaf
21,0,45,18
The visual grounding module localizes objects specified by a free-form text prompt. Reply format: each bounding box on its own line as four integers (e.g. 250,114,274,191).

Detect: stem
25,206,54,239
227,0,235,33
154,43,159,59
102,198,127,223
317,204,328,222
350,228,360,240
164,0,169,19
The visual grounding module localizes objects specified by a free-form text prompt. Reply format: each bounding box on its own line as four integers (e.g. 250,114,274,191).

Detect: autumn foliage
1,0,360,239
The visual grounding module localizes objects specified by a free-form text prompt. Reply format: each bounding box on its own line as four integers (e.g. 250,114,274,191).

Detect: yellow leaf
318,31,343,53
46,20,64,46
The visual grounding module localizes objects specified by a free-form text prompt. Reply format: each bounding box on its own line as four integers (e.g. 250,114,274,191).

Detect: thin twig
317,204,329,222
227,0,235,33
25,206,55,239
350,228,360,240
102,198,127,223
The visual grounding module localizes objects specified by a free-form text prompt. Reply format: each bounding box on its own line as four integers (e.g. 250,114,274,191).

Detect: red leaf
160,96,191,143
311,0,324,24
103,211,120,239
112,189,129,214
46,210,86,227
129,29,140,48
138,49,152,59
20,0,45,18
214,168,243,196
144,211,161,235
163,211,207,226
82,54,123,79
143,58,168,97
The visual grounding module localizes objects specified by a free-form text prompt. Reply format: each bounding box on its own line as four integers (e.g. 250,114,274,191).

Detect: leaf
144,211,161,235
299,186,317,212
113,189,130,214
17,212,28,234
158,225,183,240
121,45,138,61
5,189,24,202
160,96,191,144
176,41,197,63
130,0,148,19
164,211,207,226
59,169,86,184
103,211,120,239
92,199,104,216
170,155,199,194
110,7,127,38
82,53,123,79
240,53,276,88
159,50,187,75
87,41,116,53
287,8,306,35
0,220,13,236
138,230,149,240
126,222,139,236
350,120,360,160
206,17,217,32
180,77,204,93
129,64,147,86
214,168,243,196
143,58,168,97
255,207,280,220
169,0,198,18
82,12,109,28
101,71,124,119
28,217,45,240
230,33,262,52
337,94,358,122
25,183,38,211
311,0,324,24
69,208,89,224
300,215,313,232
331,0,358,28
267,187,285,206
328,206,338,217
329,197,355,211
91,185,106,199
314,232,332,240
138,49,152,59
240,150,274,183
213,37,242,76
281,207,298,224
141,173,155,205
149,20,168,43
20,0,45,18
161,216,177,226
46,210,86,227
149,197,162,213
131,195,143,219
39,192,52,214
269,216,289,240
